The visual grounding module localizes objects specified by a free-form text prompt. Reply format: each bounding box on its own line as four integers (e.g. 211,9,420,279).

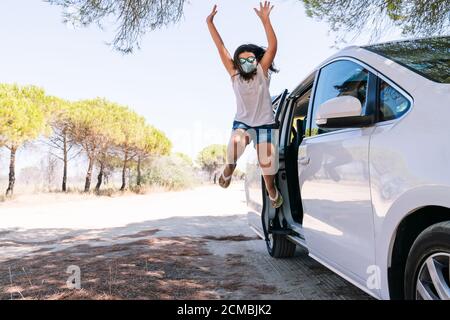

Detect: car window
379,79,411,121
310,60,369,136
289,88,311,143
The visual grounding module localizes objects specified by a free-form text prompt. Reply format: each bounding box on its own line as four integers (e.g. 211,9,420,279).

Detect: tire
404,221,450,300
261,205,296,258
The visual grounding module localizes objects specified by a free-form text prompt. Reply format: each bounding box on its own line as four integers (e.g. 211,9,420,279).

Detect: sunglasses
239,56,256,64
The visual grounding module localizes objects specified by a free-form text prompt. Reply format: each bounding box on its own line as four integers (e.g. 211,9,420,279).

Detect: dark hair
233,44,279,81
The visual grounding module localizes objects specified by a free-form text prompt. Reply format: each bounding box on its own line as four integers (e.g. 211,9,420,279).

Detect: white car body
245,37,450,300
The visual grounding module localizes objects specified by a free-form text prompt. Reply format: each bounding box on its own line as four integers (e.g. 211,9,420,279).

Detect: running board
286,234,308,249
289,224,306,239
285,224,307,248
270,228,291,235
249,225,265,240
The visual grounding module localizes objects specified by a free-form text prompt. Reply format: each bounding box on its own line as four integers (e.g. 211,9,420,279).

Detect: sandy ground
0,182,371,300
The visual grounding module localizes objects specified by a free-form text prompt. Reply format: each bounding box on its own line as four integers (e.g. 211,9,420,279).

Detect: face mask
240,61,257,74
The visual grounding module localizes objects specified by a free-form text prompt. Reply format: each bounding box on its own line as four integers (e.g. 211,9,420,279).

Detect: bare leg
256,141,278,199
224,129,250,177
263,174,277,199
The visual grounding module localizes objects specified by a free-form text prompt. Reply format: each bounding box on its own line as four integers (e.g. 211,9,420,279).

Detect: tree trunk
136,155,142,187
120,151,128,191
5,146,17,197
84,157,94,192
95,161,104,191
62,129,68,192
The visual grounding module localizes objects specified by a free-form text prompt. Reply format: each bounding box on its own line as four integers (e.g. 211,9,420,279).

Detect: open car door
245,89,289,241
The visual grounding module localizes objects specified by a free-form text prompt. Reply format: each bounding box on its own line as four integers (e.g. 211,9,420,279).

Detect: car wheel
261,205,296,258
404,221,450,300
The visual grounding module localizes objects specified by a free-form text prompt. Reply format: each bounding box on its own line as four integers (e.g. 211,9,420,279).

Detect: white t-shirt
231,63,276,127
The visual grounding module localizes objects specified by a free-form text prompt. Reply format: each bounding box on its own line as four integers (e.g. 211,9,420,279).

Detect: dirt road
0,182,371,299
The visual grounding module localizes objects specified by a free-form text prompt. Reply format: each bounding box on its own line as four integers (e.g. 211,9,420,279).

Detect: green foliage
174,152,193,167
141,154,198,190
196,144,226,176
47,0,186,53
45,96,80,136
301,0,449,44
48,0,448,53
0,84,49,148
70,98,125,148
67,98,174,191
137,125,172,159
116,105,147,149
0,84,178,194
68,98,149,162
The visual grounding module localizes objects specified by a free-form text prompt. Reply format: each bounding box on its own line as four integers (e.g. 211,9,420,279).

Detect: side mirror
315,96,374,128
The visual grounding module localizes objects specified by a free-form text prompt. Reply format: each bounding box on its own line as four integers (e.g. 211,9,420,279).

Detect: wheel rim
416,252,450,300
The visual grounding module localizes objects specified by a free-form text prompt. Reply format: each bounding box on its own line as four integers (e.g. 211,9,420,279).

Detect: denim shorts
231,120,279,147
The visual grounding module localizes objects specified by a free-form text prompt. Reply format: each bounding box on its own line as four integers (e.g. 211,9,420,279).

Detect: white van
245,36,450,300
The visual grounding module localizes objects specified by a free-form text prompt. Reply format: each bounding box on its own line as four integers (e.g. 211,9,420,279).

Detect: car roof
289,36,447,98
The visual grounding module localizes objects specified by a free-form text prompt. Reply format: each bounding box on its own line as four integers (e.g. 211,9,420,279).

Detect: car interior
282,87,312,224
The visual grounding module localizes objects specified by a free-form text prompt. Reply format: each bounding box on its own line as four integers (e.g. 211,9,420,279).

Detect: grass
0,180,210,204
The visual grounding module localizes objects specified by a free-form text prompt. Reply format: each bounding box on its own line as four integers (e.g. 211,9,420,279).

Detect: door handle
298,157,310,166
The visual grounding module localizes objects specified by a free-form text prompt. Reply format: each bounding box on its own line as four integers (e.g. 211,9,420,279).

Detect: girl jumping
206,2,283,208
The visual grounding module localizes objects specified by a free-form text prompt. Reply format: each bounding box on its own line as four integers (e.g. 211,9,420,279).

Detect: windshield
364,36,450,83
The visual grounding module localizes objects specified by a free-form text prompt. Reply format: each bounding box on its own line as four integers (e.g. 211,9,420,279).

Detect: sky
0,0,405,171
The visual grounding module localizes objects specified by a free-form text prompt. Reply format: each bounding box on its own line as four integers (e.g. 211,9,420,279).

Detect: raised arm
206,5,236,77
254,1,277,77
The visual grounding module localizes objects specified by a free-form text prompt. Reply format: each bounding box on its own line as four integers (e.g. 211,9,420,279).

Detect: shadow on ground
0,214,371,300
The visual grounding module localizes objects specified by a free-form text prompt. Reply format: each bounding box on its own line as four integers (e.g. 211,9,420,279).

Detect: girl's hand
206,4,218,24
254,1,274,23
